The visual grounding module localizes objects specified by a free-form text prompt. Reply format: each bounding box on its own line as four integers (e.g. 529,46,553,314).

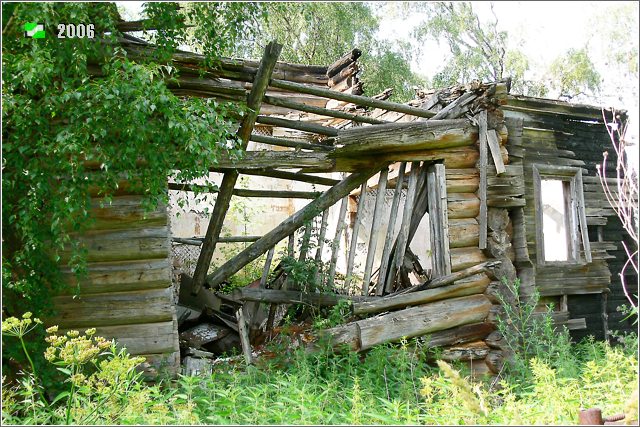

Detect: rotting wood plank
377,162,406,295
328,194,350,288
236,307,253,365
191,42,282,296
362,168,389,295
232,169,339,187
387,162,421,292
344,182,370,290
314,209,330,263
487,129,506,174
353,277,489,316
427,163,452,276
206,167,382,289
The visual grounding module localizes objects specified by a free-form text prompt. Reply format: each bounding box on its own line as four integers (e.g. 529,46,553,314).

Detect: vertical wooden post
344,182,370,291
377,162,406,295
387,161,420,292
362,168,389,295
427,163,452,277
298,222,313,261
328,194,350,289
314,209,330,262
190,42,283,296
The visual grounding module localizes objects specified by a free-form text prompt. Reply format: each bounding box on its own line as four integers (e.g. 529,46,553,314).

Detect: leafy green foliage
2,1,263,380
549,48,601,99
225,2,426,102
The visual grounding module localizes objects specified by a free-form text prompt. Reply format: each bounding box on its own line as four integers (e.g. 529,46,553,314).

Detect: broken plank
487,129,506,174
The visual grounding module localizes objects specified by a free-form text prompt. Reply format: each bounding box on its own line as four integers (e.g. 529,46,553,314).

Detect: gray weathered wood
377,162,406,295
256,115,339,136
478,111,489,249
260,247,276,288
387,162,421,292
168,182,320,199
362,168,389,295
344,182,370,290
270,78,436,119
575,171,592,262
320,294,492,351
263,95,385,125
206,168,381,289
487,129,506,174
328,193,350,288
427,163,453,276
235,307,253,365
391,260,501,296
234,169,339,186
249,133,334,151
353,276,489,315
191,42,282,295
315,209,330,263
334,120,477,155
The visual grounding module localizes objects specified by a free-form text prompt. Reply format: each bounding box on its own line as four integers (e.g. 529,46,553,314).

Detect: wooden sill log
317,294,492,352
352,274,490,316
389,260,501,297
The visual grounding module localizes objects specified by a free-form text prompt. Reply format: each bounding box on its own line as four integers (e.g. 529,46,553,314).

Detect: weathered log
392,260,501,296
447,193,481,219
263,95,384,125
191,42,282,296
353,275,490,315
451,247,488,272
328,62,358,87
326,48,362,78
334,120,477,155
327,193,350,288
249,133,334,151
427,163,452,277
256,115,339,136
236,307,253,365
270,78,436,119
426,322,495,348
345,183,369,289
477,110,489,249
446,169,480,193
362,168,389,294
233,169,339,186
449,218,480,248
205,167,382,289
211,151,336,171
168,182,321,199
320,294,492,351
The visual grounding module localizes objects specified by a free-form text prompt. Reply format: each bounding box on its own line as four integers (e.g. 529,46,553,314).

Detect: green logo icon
24,22,45,39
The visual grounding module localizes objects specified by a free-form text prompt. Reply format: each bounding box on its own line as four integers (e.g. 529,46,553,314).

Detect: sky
117,1,639,167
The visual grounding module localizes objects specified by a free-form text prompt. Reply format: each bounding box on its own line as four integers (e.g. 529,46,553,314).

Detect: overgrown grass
2,324,638,425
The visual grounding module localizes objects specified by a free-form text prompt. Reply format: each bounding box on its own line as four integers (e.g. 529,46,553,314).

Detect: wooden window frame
532,164,592,266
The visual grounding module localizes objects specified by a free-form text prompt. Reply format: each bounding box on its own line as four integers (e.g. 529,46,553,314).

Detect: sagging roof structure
51,38,637,377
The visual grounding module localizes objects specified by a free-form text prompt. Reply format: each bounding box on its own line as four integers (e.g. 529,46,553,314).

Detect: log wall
51,194,180,378
502,96,637,340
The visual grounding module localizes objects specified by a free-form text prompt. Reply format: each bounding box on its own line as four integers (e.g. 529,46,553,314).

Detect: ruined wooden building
51,38,637,377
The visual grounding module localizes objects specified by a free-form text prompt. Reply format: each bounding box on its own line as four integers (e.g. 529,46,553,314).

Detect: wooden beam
344,183,369,290
269,78,436,119
327,48,362,78
427,163,452,276
232,169,339,187
391,260,501,296
377,162,406,295
236,307,253,365
327,194,350,288
168,182,320,199
210,151,335,171
191,42,282,296
387,162,421,292
486,129,506,174
334,120,477,155
362,168,389,295
205,167,382,289
172,236,262,245
353,275,489,316
249,133,334,151
263,95,385,125
256,115,339,136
